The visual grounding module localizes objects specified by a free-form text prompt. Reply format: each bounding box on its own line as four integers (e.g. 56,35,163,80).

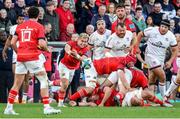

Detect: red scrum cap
125,54,137,64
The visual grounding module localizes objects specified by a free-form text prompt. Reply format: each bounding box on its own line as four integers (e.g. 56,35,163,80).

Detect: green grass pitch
0,103,180,118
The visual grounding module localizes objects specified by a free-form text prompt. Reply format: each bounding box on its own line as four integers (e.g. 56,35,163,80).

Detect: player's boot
162,96,173,107
58,101,66,107
4,108,19,115
44,106,61,115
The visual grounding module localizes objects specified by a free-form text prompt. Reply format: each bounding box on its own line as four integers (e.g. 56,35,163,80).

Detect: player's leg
151,67,166,97
98,86,112,107
141,88,163,106
69,87,94,101
29,58,61,114
4,62,27,115
148,71,157,95
21,73,31,103
57,62,72,107
164,69,180,99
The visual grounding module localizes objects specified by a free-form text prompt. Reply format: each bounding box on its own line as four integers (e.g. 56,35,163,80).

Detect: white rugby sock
165,80,179,97
159,82,166,97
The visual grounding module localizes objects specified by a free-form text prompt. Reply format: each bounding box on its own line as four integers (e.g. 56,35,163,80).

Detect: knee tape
36,74,48,89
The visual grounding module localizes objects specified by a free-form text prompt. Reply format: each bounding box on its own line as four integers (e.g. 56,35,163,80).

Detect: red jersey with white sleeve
15,20,45,62
61,41,89,70
93,54,136,75
130,68,148,89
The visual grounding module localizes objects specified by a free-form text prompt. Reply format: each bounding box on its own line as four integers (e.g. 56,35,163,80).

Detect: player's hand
38,39,48,50
165,61,172,69
70,50,78,57
2,50,8,62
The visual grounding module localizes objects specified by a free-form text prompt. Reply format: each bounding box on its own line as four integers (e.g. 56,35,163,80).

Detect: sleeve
170,33,177,47
67,40,74,47
143,27,153,37
14,26,19,36
88,34,95,46
38,25,45,40
105,35,114,49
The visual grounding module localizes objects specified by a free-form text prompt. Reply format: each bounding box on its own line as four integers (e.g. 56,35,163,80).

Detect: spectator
91,5,111,30
61,23,75,41
0,9,12,33
161,0,176,19
4,0,17,25
173,8,180,34
44,22,52,41
0,1,4,9
38,7,45,24
107,3,117,23
149,2,164,26
172,0,180,11
0,30,13,103
75,0,98,33
60,0,76,13
52,0,59,9
44,1,60,41
169,19,176,33
86,24,94,35
25,0,46,8
23,6,29,20
56,0,74,41
132,7,146,33
14,0,25,16
143,0,155,17
111,3,136,33
145,15,154,27
125,4,135,19
95,0,110,7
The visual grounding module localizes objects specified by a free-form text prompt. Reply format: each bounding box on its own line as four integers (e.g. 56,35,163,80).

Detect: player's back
93,57,126,75
129,68,148,89
16,20,45,62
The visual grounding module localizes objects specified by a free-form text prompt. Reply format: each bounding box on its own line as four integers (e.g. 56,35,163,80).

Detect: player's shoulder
105,29,112,34
144,26,155,32
166,30,176,38
126,30,133,35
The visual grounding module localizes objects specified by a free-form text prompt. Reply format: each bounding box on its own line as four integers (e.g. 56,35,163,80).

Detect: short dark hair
116,3,125,10
135,7,142,12
116,23,125,28
28,6,39,19
63,0,69,3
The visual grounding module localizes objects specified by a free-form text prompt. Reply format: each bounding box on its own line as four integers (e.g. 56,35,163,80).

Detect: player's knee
35,74,48,89
103,86,111,93
61,78,69,90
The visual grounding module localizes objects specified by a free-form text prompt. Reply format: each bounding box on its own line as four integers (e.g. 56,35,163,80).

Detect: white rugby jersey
144,27,177,61
10,25,17,35
105,30,133,57
88,29,111,60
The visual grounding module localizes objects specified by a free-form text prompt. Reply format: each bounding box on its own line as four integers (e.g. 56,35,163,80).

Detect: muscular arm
165,46,178,69
2,35,12,61
11,35,18,53
136,31,144,53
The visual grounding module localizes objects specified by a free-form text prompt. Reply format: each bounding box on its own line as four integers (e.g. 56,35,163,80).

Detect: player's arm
135,31,144,54
38,38,49,51
104,36,114,57
2,35,12,61
118,69,131,91
165,45,178,69
11,35,18,53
